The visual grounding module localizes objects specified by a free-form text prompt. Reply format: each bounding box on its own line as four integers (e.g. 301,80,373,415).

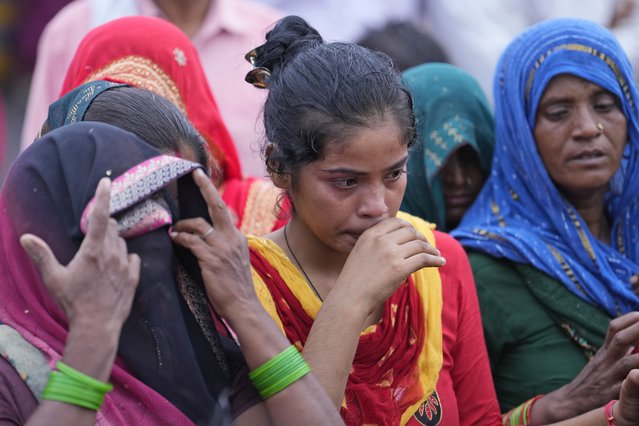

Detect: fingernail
435,249,441,256
20,237,39,260
170,231,178,238
195,169,205,177
439,256,446,265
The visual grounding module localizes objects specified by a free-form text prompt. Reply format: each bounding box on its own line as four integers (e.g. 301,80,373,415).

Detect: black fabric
6,122,237,424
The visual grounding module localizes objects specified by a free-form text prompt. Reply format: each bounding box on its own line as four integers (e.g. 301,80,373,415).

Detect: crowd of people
1,1,639,425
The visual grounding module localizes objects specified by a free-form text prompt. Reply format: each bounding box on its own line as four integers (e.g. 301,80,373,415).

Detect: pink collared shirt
21,0,280,177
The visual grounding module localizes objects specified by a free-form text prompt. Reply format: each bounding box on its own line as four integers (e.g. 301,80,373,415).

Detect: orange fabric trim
239,180,283,236
83,55,186,114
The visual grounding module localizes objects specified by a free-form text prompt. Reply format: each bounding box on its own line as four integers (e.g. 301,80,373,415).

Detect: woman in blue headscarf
453,18,639,424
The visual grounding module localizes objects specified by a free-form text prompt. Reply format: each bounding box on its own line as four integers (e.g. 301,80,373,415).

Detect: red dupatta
247,213,443,425
59,16,289,234
60,16,241,183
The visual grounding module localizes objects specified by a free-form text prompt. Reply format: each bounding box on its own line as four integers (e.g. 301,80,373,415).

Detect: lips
345,231,362,240
445,194,474,208
570,149,604,161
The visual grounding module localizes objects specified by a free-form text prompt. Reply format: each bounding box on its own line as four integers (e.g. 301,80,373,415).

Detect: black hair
357,21,448,71
251,15,415,179
82,86,210,171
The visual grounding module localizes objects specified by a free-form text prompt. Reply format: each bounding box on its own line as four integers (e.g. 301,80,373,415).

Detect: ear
270,169,290,189
265,143,291,190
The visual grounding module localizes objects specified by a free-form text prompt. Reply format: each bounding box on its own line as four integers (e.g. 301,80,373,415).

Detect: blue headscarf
453,18,639,317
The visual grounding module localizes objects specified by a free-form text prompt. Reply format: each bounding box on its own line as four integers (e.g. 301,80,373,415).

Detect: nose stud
597,123,604,133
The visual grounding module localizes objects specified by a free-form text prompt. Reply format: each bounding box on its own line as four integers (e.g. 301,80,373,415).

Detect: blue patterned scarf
453,19,639,317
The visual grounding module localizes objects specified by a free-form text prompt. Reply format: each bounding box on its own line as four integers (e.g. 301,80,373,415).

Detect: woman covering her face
0,122,242,424
209,15,502,425
57,16,289,236
401,62,494,231
0,122,342,426
453,18,639,423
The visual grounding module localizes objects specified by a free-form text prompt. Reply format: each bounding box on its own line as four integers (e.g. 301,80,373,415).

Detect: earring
597,123,605,132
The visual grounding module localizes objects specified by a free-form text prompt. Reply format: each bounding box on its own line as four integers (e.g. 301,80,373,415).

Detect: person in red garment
171,15,502,425
58,16,289,236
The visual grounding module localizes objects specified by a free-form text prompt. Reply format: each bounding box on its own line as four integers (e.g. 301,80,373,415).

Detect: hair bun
253,16,323,76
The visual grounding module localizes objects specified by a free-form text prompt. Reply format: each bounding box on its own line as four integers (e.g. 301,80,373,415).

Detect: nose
572,106,601,139
357,183,389,218
441,152,465,186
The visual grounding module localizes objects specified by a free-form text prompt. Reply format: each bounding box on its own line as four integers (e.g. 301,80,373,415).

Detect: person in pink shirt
20,0,281,177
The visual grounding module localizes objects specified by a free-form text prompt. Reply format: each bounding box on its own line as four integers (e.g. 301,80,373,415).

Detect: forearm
26,323,120,426
301,288,370,408
530,388,581,424
225,301,343,426
544,407,606,426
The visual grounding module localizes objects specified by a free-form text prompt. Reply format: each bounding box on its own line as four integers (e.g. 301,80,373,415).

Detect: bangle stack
502,395,544,426
42,361,113,411
604,400,618,426
249,345,310,399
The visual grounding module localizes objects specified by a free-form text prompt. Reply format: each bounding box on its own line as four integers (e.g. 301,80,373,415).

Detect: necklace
283,224,323,301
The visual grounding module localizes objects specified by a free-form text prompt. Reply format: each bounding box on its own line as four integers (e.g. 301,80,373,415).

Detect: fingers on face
399,252,446,277
193,169,231,230
403,238,445,259
172,217,213,237
171,218,215,255
19,234,62,278
391,224,426,245
85,178,112,243
387,222,443,260
369,217,414,235
127,253,141,287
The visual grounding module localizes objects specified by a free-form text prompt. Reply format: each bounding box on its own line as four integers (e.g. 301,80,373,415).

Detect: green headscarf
401,63,494,230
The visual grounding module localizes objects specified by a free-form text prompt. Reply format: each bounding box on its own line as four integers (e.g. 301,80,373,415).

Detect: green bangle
41,362,113,411
43,371,107,410
248,345,311,399
56,362,113,393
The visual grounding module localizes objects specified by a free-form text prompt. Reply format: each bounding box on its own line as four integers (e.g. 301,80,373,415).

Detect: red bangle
604,400,618,426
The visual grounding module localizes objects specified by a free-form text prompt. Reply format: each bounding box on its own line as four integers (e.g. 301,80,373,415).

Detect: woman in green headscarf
401,63,494,231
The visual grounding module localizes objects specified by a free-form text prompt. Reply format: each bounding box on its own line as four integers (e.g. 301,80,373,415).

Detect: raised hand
20,178,140,331
335,216,446,313
170,169,257,319
536,312,639,422
615,369,639,426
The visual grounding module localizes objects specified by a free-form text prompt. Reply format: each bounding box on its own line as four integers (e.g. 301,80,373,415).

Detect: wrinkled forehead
496,19,636,124
526,45,631,123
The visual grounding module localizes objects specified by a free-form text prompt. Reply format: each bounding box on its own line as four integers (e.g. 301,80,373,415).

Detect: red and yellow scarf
249,212,443,425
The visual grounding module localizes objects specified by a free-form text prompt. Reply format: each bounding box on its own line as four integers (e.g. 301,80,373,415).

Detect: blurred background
2,0,638,184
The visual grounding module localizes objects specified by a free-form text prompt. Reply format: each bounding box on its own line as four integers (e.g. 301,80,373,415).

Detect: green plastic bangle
56,362,113,392
41,362,113,411
248,345,311,399
259,362,310,399
250,349,307,389
249,346,298,380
